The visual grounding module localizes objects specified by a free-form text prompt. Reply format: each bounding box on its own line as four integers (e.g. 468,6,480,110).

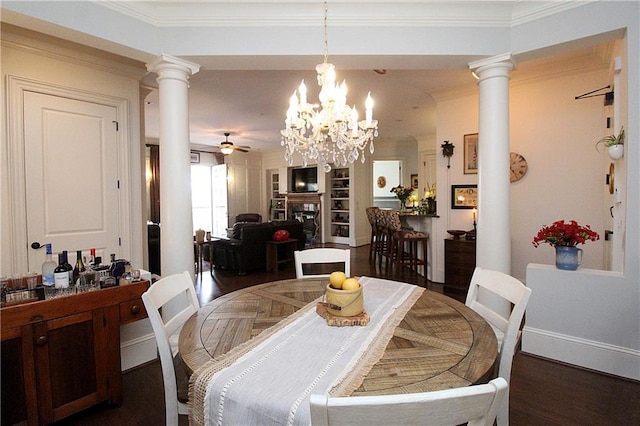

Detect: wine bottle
73,250,86,284
89,248,96,268
41,243,56,287
54,253,70,288
62,250,73,286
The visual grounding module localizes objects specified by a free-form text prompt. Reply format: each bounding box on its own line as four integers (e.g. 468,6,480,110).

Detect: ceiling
143,67,477,153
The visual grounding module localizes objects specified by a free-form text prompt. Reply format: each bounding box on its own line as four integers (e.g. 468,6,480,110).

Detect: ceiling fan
217,132,250,154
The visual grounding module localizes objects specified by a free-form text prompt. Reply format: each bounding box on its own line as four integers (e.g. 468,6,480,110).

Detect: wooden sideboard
444,238,476,300
1,280,149,425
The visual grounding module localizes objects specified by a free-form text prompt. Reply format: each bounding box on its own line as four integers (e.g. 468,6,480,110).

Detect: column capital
469,53,514,80
146,54,200,79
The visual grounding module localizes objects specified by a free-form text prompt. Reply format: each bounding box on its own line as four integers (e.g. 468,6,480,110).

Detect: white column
147,54,200,278
469,53,514,274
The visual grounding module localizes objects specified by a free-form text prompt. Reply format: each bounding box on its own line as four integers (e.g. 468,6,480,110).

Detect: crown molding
98,1,590,28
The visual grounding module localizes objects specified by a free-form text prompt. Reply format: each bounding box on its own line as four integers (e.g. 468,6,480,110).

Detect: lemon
329,271,347,289
341,278,360,291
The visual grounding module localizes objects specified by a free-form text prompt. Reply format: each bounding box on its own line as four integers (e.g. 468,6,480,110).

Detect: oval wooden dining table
179,278,497,396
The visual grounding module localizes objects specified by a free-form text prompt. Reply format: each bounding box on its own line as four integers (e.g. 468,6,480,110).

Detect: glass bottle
89,248,96,269
54,253,70,289
73,250,86,284
62,250,73,286
41,243,56,288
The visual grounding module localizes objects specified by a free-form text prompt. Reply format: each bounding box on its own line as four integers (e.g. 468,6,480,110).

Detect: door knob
31,242,45,249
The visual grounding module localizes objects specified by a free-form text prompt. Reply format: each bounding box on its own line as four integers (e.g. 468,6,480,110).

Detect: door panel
24,92,120,269
34,310,106,423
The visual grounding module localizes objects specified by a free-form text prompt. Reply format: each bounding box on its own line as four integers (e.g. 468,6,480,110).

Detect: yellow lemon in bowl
329,271,347,289
341,278,360,291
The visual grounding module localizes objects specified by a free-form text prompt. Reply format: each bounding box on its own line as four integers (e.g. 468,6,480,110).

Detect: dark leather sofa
211,220,305,275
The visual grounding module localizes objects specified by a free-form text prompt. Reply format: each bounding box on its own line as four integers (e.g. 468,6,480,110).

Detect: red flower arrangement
532,220,599,248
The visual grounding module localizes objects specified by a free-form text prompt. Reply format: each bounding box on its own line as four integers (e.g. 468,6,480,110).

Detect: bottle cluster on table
1,245,143,306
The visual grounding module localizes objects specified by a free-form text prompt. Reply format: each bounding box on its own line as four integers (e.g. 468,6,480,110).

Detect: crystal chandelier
281,0,378,173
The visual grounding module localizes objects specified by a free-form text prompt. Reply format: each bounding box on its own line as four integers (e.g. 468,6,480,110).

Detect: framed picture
463,133,478,174
451,184,478,209
190,152,200,164
410,174,418,188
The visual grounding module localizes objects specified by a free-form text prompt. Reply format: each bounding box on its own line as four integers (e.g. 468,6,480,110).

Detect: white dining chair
310,377,507,426
465,267,532,426
294,248,351,279
142,271,200,426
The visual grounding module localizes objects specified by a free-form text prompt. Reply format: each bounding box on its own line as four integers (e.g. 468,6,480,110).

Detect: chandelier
281,0,378,173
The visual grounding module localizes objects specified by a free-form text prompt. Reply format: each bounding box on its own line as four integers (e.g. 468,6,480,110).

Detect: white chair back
142,271,200,426
310,377,507,426
294,248,351,278
465,267,532,426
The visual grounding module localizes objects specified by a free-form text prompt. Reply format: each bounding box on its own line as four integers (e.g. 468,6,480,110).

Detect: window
191,164,228,238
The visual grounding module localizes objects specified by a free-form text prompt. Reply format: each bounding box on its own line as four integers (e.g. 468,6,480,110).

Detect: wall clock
510,152,528,183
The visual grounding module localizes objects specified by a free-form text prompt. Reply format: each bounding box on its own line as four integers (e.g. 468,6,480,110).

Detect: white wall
437,67,610,282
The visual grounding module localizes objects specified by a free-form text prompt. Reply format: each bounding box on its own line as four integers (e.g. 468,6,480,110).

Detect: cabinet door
33,309,108,424
1,325,39,425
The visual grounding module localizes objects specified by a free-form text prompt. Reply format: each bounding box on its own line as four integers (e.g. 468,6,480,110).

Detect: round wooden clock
510,152,528,182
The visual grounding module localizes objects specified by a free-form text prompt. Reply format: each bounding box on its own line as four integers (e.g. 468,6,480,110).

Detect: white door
24,91,120,269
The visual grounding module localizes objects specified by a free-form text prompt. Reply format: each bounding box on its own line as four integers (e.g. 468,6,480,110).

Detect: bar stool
386,211,429,280
366,207,384,264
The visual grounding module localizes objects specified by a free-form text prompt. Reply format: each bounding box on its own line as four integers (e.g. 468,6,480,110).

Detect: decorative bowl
447,229,466,240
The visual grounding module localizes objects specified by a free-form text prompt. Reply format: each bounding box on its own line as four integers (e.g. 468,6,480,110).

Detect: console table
1,280,149,425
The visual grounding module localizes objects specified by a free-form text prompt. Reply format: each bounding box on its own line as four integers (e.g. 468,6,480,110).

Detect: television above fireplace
290,167,318,193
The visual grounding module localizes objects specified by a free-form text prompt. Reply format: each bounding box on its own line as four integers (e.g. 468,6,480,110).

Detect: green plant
595,126,625,152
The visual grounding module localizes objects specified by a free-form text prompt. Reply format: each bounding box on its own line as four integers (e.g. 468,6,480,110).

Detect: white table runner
189,277,423,426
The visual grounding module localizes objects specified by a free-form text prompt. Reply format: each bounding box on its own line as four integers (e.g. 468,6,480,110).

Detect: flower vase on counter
532,219,599,271
390,185,414,214
555,246,583,271
426,198,436,215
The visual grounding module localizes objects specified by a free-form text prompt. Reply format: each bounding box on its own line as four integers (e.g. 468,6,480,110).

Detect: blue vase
555,246,583,270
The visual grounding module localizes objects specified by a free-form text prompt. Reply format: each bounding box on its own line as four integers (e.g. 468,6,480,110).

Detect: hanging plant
595,127,625,151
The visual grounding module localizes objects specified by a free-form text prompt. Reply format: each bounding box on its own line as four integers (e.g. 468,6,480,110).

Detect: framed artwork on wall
410,174,418,188
451,184,478,209
463,133,478,174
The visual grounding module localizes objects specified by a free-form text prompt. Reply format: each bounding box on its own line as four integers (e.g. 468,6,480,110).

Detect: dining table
179,277,498,425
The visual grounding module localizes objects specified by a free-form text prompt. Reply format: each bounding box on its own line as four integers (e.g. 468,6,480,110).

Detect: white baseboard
522,326,640,381
120,333,157,372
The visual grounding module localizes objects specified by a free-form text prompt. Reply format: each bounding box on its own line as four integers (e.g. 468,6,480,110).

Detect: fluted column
147,54,200,278
469,53,514,274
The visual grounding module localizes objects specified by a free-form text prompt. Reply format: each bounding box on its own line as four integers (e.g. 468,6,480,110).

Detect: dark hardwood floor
56,243,639,425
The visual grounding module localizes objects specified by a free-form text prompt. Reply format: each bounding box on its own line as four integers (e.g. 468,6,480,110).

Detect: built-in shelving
269,171,286,221
329,167,351,241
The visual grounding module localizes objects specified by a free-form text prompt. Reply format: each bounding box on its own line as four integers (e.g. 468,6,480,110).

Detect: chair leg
497,391,509,426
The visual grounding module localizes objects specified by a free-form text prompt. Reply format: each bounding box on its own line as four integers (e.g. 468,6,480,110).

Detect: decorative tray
316,302,370,327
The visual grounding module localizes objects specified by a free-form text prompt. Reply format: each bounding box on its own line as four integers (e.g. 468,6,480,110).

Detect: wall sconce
441,141,455,169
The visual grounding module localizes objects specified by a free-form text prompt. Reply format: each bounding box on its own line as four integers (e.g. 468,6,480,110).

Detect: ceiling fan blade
235,147,250,153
